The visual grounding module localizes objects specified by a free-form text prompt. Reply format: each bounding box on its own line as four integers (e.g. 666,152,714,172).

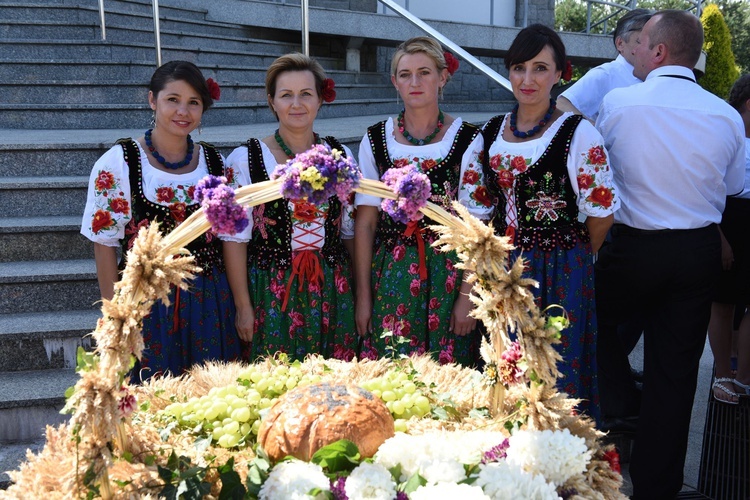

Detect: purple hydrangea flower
381,166,431,224
271,144,361,207
330,476,348,500
195,175,249,235
481,438,510,464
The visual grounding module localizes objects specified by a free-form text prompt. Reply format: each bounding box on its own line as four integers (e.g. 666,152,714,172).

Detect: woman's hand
235,303,255,342
354,206,378,338
450,292,477,336
355,295,373,338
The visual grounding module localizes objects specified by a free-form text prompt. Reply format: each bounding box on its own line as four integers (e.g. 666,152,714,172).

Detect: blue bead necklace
509,99,556,139
145,128,194,169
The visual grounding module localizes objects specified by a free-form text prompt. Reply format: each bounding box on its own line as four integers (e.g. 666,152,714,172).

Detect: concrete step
0,80,394,105
0,216,93,262
0,38,342,70
0,0,209,22
0,59,390,85
0,309,98,371
0,437,46,488
0,259,100,314
0,368,77,443
0,176,87,217
0,97,404,129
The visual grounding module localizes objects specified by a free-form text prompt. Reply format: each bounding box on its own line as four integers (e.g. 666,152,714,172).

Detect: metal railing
97,0,106,40
583,0,704,34
96,0,162,66
297,0,511,92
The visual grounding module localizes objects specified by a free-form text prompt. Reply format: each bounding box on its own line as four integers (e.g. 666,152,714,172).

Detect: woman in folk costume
482,25,618,421
353,37,493,365
224,53,356,361
81,61,243,381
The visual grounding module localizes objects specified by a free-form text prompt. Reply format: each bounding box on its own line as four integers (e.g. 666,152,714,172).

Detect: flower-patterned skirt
134,266,243,382
358,242,480,366
248,251,356,361
515,242,601,422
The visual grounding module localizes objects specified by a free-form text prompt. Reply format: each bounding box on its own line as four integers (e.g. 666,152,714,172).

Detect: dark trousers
595,224,721,499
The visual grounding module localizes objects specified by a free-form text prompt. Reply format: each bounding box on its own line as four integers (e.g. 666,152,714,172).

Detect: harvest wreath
1,145,625,499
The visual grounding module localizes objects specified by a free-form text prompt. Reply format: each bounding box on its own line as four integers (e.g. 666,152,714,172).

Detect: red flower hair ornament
444,52,459,76
206,78,221,101
561,60,573,82
322,78,336,103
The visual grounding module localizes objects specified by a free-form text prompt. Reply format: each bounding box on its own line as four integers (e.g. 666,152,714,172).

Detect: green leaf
158,464,175,483
218,468,247,500
144,454,156,466
388,464,403,482
401,472,426,493
139,399,151,412
166,450,179,471
468,407,490,419
194,436,212,454
431,407,449,420
122,451,133,463
310,439,361,473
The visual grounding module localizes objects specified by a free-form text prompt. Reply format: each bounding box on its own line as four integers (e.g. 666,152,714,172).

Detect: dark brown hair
505,24,565,72
149,60,213,111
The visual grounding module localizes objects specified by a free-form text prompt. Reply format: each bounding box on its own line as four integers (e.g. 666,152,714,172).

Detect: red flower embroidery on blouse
472,185,493,207
510,155,528,172
224,167,235,185
95,170,115,191
252,204,277,239
497,169,515,189
588,145,607,165
186,185,196,201
577,173,594,190
393,157,411,168
91,209,115,234
589,186,614,208
156,186,175,203
109,197,130,214
526,192,567,221
462,169,479,185
421,158,437,171
489,154,502,171
169,202,187,223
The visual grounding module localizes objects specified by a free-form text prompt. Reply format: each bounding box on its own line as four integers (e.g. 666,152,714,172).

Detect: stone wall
515,0,555,27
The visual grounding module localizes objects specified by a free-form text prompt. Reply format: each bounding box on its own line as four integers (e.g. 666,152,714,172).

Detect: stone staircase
0,0,512,486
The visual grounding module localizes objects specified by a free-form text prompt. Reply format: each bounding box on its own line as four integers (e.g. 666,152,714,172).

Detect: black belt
612,223,716,236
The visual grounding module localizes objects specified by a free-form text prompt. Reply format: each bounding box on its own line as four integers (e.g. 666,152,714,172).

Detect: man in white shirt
595,10,745,499
558,8,652,121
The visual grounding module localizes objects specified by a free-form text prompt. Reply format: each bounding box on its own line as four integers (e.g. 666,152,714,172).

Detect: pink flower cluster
498,341,524,386
117,386,137,419
272,144,361,206
381,166,431,224
194,175,249,235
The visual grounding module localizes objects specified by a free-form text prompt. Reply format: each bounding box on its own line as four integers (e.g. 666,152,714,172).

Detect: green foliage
711,0,750,73
310,440,361,475
700,3,740,98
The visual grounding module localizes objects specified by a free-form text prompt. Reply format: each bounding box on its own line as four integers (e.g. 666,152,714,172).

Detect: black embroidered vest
368,120,480,249
245,137,349,270
118,138,226,273
483,115,589,252
482,114,508,235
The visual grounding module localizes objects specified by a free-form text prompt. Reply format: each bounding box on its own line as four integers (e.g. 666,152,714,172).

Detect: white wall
379,0,516,27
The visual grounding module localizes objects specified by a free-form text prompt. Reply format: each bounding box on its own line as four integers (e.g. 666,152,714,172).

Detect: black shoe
601,415,638,435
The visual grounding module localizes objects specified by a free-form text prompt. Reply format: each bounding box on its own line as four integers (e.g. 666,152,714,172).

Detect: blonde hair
390,36,451,84
265,53,327,119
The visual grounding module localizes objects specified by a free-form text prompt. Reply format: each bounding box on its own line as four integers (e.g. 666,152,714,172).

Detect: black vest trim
245,138,349,270
117,138,225,273
367,120,480,249
482,114,508,235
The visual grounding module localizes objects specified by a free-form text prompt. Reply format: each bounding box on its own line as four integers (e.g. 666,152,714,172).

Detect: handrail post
152,0,162,67
301,0,310,56
523,0,528,27
98,0,106,40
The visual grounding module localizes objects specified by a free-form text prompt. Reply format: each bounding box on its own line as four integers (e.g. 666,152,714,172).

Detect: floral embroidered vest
368,120,480,250
118,138,225,273
483,115,589,252
245,137,349,270
482,114,508,235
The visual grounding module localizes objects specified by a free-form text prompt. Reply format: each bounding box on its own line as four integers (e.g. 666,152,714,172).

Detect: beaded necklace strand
144,128,194,169
398,109,444,146
274,129,321,159
509,99,557,139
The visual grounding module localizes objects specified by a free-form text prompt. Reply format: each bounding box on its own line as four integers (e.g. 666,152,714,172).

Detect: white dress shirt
560,55,640,121
596,65,746,230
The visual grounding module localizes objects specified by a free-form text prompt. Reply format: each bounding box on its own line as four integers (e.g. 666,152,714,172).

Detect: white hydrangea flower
475,462,560,500
374,431,507,482
344,462,397,500
419,458,467,485
258,460,330,500
505,428,591,486
410,482,491,500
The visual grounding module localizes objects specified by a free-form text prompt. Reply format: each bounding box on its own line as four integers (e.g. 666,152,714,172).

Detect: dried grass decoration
0,146,625,499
